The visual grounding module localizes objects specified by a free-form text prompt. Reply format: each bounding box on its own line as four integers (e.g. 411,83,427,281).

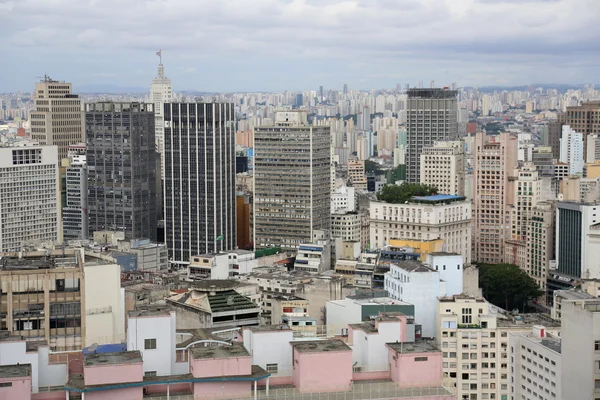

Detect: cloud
0,0,598,91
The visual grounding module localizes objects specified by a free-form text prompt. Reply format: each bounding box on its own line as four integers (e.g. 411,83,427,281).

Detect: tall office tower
164,102,236,263
150,59,173,181
0,143,62,251
405,88,458,183
319,85,324,103
62,144,88,240
358,106,370,131
548,121,562,159
253,111,331,249
86,102,157,241
472,132,517,263
559,101,600,161
525,201,555,294
419,140,465,195
560,125,584,175
343,83,348,95
29,76,84,162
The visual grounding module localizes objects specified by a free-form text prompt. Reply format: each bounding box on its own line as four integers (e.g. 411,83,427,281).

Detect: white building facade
420,140,465,196
0,144,62,251
560,125,584,176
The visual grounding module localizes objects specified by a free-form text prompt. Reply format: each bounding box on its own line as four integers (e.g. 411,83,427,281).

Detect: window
145,371,157,377
415,357,428,362
144,338,157,350
266,363,278,373
595,341,600,351
0,382,12,387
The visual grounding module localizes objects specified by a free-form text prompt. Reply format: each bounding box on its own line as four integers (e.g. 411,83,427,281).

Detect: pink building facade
291,340,353,393
0,364,31,400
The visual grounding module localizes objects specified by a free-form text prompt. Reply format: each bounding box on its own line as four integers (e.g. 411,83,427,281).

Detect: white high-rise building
150,57,173,180
420,140,465,196
560,125,584,176
0,143,62,251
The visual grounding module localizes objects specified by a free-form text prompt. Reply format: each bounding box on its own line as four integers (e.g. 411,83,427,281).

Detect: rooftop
0,364,31,378
438,294,486,303
555,289,596,301
387,341,441,354
428,252,461,257
496,313,560,328
345,295,412,307
190,344,250,359
244,325,292,333
391,260,433,273
0,252,80,271
409,194,466,204
84,351,142,366
128,306,171,318
192,279,242,292
291,339,351,353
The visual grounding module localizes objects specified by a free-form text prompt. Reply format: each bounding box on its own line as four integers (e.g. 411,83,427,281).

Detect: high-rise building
62,143,88,241
559,101,600,161
420,140,465,196
548,121,562,159
86,102,157,241
253,111,331,249
164,102,236,263
472,132,518,263
509,163,545,242
29,76,84,162
525,201,555,294
343,83,348,95
406,88,458,183
0,143,62,251
347,159,368,190
560,125,584,175
150,59,173,180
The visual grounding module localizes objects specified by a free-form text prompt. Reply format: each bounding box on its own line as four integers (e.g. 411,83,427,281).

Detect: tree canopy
478,263,543,312
376,182,438,203
364,160,384,175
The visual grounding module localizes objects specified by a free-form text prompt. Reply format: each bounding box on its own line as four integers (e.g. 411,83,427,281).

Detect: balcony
458,324,481,329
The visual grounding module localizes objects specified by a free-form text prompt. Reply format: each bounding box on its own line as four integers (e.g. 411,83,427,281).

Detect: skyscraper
149,57,173,180
62,144,88,240
472,132,517,263
253,111,331,249
560,125,584,176
30,76,84,162
0,143,62,251
164,102,236,264
406,88,458,183
86,102,157,241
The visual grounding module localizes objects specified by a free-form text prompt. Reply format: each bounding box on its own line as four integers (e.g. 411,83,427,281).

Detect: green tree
364,160,384,175
376,182,438,203
478,263,543,312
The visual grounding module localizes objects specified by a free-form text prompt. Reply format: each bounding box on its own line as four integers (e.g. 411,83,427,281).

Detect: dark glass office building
164,103,236,264
85,102,158,241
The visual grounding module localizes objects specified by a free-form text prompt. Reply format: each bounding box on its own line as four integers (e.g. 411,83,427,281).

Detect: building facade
164,102,236,264
253,111,331,249
86,102,158,241
62,144,88,240
406,88,458,183
472,132,518,263
559,101,600,162
420,140,465,196
149,61,173,180
29,77,84,162
0,144,61,251
370,195,472,264
559,125,584,176
525,201,555,294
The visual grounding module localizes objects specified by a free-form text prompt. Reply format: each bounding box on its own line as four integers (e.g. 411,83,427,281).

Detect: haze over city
1,0,599,92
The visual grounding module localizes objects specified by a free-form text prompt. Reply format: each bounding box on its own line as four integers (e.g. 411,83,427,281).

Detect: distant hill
470,84,598,93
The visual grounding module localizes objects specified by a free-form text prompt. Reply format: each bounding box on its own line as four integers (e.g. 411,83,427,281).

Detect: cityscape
1,1,600,400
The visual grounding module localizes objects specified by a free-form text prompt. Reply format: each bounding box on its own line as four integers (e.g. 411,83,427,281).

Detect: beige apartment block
420,140,465,196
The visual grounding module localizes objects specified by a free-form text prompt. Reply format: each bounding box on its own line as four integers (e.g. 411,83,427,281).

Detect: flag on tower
156,50,161,57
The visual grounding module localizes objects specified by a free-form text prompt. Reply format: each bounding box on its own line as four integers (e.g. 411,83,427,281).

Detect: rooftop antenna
156,49,162,65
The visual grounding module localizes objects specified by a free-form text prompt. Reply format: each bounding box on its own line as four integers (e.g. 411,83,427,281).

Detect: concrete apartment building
29,76,84,162
472,132,518,264
559,101,600,162
559,125,584,176
0,248,124,352
164,102,236,263
420,140,465,196
331,211,361,242
253,111,331,249
525,201,555,294
406,88,458,183
347,159,368,190
370,194,472,264
0,143,62,252
86,102,158,241
509,326,561,400
436,295,559,400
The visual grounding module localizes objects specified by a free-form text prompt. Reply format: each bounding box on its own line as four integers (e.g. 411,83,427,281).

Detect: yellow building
388,238,444,261
586,161,600,178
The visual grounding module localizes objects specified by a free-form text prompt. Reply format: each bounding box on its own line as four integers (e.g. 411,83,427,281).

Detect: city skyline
1,0,599,93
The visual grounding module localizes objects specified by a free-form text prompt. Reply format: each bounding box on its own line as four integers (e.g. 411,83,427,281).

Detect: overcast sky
1,0,598,93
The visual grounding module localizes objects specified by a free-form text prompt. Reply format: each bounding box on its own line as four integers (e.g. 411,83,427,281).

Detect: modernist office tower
62,144,88,240
164,102,236,264
86,102,158,241
30,76,84,162
253,111,331,249
405,88,458,183
150,61,173,179
0,144,62,251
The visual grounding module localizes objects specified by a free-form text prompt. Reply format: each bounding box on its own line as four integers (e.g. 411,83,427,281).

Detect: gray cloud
0,0,598,92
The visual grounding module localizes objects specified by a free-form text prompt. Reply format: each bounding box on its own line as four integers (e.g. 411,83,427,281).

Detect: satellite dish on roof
88,343,99,354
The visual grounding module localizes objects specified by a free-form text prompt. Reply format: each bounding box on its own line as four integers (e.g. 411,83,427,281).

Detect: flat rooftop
555,289,596,301
438,294,486,303
244,325,292,333
128,307,171,318
496,313,560,328
387,341,440,354
291,339,351,353
410,194,466,204
84,351,142,366
345,296,412,307
0,364,31,378
392,260,433,273
190,345,250,360
0,254,79,271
